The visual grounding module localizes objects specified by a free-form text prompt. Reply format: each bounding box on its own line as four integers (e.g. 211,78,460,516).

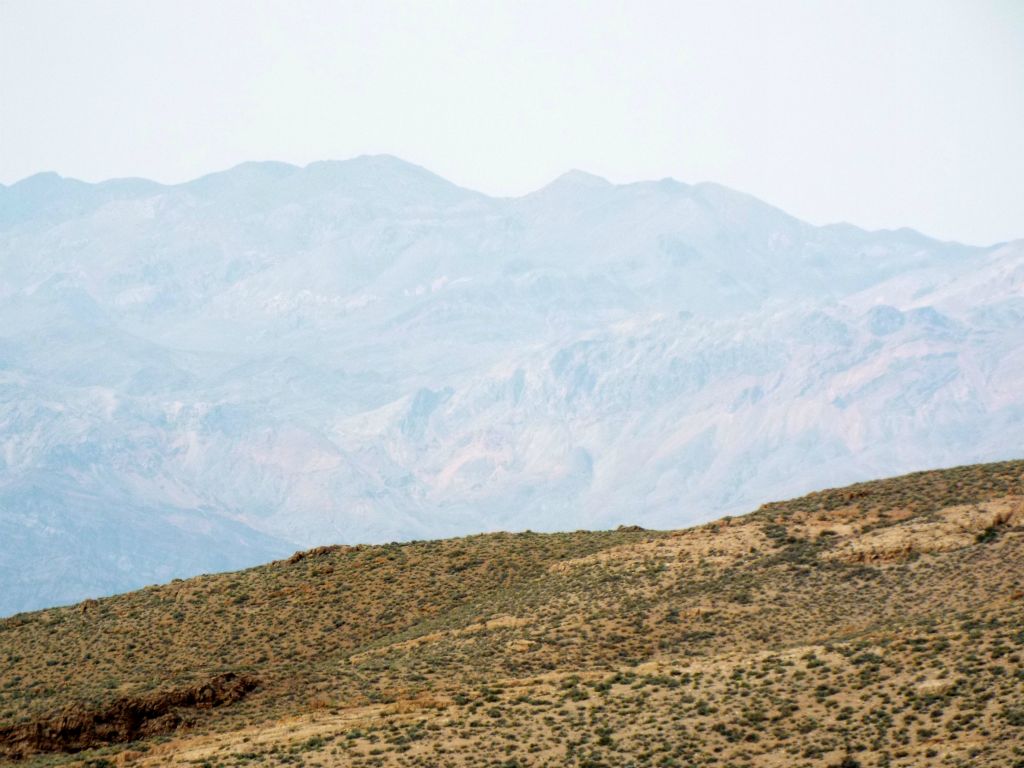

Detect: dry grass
1,459,1023,767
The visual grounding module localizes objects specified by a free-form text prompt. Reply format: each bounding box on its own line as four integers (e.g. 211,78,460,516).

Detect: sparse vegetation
1,459,1022,767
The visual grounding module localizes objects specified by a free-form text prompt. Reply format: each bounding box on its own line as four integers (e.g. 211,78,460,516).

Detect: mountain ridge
1,157,1001,248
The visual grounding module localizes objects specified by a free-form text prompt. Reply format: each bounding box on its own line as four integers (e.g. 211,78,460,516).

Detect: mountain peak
525,169,614,202
547,169,612,189
10,171,68,190
300,155,481,202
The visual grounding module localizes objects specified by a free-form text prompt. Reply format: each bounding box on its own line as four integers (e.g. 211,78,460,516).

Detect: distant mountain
1,155,1021,614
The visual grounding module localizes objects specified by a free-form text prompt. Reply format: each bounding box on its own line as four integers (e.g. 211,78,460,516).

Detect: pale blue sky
1,0,1021,245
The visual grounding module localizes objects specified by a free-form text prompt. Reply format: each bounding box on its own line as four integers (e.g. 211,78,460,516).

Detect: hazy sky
1,0,1022,245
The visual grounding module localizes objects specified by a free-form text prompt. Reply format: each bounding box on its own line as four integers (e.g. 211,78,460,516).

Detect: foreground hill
1,460,1023,766
3,155,1023,614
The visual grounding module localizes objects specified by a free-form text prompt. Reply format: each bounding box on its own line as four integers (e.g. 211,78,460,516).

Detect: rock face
286,544,348,564
0,672,258,758
1,156,1022,614
824,497,1022,564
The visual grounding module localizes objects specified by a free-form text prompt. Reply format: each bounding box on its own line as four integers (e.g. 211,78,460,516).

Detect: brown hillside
1,460,1023,767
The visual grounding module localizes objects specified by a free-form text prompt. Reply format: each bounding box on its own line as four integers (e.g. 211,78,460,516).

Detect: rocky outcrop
823,497,1022,564
0,672,258,759
286,545,348,564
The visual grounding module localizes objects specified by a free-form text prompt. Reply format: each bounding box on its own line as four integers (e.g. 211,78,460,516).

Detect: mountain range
1,155,1022,615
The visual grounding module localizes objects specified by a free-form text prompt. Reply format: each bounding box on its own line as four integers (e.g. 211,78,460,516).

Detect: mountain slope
1,460,1022,766
1,156,1022,614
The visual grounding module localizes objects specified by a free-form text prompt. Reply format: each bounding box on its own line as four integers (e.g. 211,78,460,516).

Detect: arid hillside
1,460,1023,767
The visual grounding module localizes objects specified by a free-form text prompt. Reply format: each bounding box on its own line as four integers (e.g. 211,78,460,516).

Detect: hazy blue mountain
1,155,1021,615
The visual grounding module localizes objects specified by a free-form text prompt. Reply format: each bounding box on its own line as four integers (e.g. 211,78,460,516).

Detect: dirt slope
1,460,1022,767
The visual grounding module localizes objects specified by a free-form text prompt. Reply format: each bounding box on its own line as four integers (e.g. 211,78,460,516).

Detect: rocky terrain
1,460,1022,767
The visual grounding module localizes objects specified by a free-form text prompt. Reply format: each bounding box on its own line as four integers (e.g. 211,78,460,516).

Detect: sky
1,0,1022,246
